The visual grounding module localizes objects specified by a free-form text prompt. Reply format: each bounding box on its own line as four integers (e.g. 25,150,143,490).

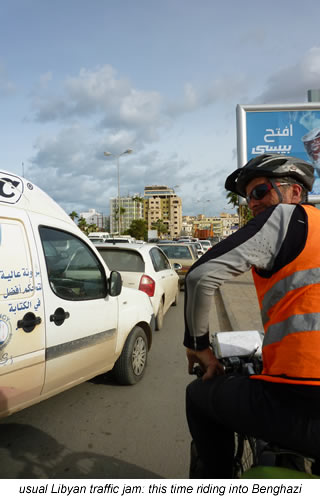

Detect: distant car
157,243,198,289
194,241,205,257
102,237,135,244
199,240,212,251
180,241,204,258
178,237,199,242
89,237,106,245
96,243,180,331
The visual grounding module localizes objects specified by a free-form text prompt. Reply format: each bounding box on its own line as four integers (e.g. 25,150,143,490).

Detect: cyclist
184,154,320,478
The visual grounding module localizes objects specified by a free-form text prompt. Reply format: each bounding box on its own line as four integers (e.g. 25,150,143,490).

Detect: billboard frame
236,103,320,204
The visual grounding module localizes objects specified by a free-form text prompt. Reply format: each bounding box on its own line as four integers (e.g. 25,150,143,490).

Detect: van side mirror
108,271,122,297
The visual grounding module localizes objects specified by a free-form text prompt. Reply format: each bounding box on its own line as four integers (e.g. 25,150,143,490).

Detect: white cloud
27,65,246,217
31,65,165,129
29,125,189,215
255,47,320,104
166,75,250,116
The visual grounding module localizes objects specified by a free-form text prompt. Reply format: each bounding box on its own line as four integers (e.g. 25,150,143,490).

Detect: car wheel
112,326,148,385
172,289,179,306
155,299,164,331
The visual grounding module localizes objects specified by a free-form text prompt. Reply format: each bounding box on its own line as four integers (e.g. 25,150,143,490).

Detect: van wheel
113,326,148,385
155,300,164,331
173,289,179,306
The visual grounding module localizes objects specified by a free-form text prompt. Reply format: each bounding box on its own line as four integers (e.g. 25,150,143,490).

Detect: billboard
236,103,320,202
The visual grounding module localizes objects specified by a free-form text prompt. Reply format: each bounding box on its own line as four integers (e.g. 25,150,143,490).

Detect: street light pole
104,149,133,235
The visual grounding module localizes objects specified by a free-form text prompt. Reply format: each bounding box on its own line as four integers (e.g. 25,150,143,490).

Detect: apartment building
220,212,239,238
109,195,144,234
79,208,109,230
144,185,182,238
183,213,239,241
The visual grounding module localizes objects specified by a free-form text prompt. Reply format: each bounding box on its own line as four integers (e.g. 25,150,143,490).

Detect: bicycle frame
210,330,317,479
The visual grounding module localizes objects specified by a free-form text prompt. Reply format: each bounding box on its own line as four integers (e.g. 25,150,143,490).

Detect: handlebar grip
192,365,204,378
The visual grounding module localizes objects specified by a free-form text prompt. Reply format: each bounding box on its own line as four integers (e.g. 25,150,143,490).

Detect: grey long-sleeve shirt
183,203,308,351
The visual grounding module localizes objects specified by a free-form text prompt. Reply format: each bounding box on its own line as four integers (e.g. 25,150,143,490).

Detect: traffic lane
0,291,191,479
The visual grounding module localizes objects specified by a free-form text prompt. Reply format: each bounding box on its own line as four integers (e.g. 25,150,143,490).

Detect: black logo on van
0,173,23,204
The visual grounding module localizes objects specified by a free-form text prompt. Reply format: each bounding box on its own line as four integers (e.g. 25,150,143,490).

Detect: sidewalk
218,271,263,332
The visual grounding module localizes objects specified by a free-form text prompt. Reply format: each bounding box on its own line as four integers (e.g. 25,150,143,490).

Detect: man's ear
291,183,303,203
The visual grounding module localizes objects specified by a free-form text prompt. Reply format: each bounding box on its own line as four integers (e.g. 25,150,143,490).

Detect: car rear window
98,249,145,272
159,245,193,259
103,239,131,243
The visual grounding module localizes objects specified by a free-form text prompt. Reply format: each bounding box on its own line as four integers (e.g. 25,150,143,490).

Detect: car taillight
139,274,155,297
180,266,190,272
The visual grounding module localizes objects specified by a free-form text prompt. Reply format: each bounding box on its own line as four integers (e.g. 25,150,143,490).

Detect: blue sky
2,0,320,216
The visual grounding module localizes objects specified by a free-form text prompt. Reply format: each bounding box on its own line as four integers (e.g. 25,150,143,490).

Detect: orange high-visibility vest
252,204,320,385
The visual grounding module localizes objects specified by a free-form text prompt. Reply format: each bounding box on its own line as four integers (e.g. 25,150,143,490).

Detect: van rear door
0,207,45,417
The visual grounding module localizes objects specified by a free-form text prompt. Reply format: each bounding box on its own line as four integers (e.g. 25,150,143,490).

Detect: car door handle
50,307,70,326
17,312,42,333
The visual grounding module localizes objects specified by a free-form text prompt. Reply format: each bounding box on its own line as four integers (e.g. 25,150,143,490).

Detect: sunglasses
246,182,290,204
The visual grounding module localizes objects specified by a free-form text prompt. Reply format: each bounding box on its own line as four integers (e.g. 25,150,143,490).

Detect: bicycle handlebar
191,354,262,378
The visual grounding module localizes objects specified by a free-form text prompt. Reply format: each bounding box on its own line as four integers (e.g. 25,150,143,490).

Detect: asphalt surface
0,292,190,479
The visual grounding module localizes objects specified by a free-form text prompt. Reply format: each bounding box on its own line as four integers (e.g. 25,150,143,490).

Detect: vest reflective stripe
263,312,320,347
261,267,320,325
252,205,320,385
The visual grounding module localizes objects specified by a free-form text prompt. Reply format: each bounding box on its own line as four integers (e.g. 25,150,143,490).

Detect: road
0,291,196,479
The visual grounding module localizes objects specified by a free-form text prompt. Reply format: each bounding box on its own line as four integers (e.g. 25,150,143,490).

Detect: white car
96,243,180,331
199,240,212,251
180,240,205,258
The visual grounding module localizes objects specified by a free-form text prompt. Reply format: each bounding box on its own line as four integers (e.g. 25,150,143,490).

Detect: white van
88,231,110,240
0,171,154,419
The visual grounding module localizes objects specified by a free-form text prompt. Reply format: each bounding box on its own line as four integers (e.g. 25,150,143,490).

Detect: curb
218,285,241,331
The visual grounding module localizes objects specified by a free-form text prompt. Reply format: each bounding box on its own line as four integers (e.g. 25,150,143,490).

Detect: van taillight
139,274,155,297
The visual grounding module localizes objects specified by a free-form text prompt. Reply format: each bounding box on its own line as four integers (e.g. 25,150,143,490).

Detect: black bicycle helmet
225,154,315,197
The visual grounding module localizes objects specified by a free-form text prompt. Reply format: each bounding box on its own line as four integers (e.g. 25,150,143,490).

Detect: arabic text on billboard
246,110,320,196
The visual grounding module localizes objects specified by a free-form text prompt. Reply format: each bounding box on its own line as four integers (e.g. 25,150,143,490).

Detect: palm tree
226,191,253,227
151,219,168,237
78,217,88,233
226,192,239,212
69,211,79,222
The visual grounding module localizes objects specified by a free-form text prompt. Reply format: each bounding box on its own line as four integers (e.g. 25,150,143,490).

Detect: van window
39,227,107,301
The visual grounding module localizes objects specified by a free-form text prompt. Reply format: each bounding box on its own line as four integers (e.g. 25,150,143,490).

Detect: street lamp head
104,149,133,158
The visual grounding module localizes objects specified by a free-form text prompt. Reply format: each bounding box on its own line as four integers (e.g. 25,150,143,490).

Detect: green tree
226,191,253,227
114,206,126,234
87,223,98,234
69,211,79,222
226,192,239,211
78,217,88,234
151,219,168,237
125,219,148,240
132,195,144,204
